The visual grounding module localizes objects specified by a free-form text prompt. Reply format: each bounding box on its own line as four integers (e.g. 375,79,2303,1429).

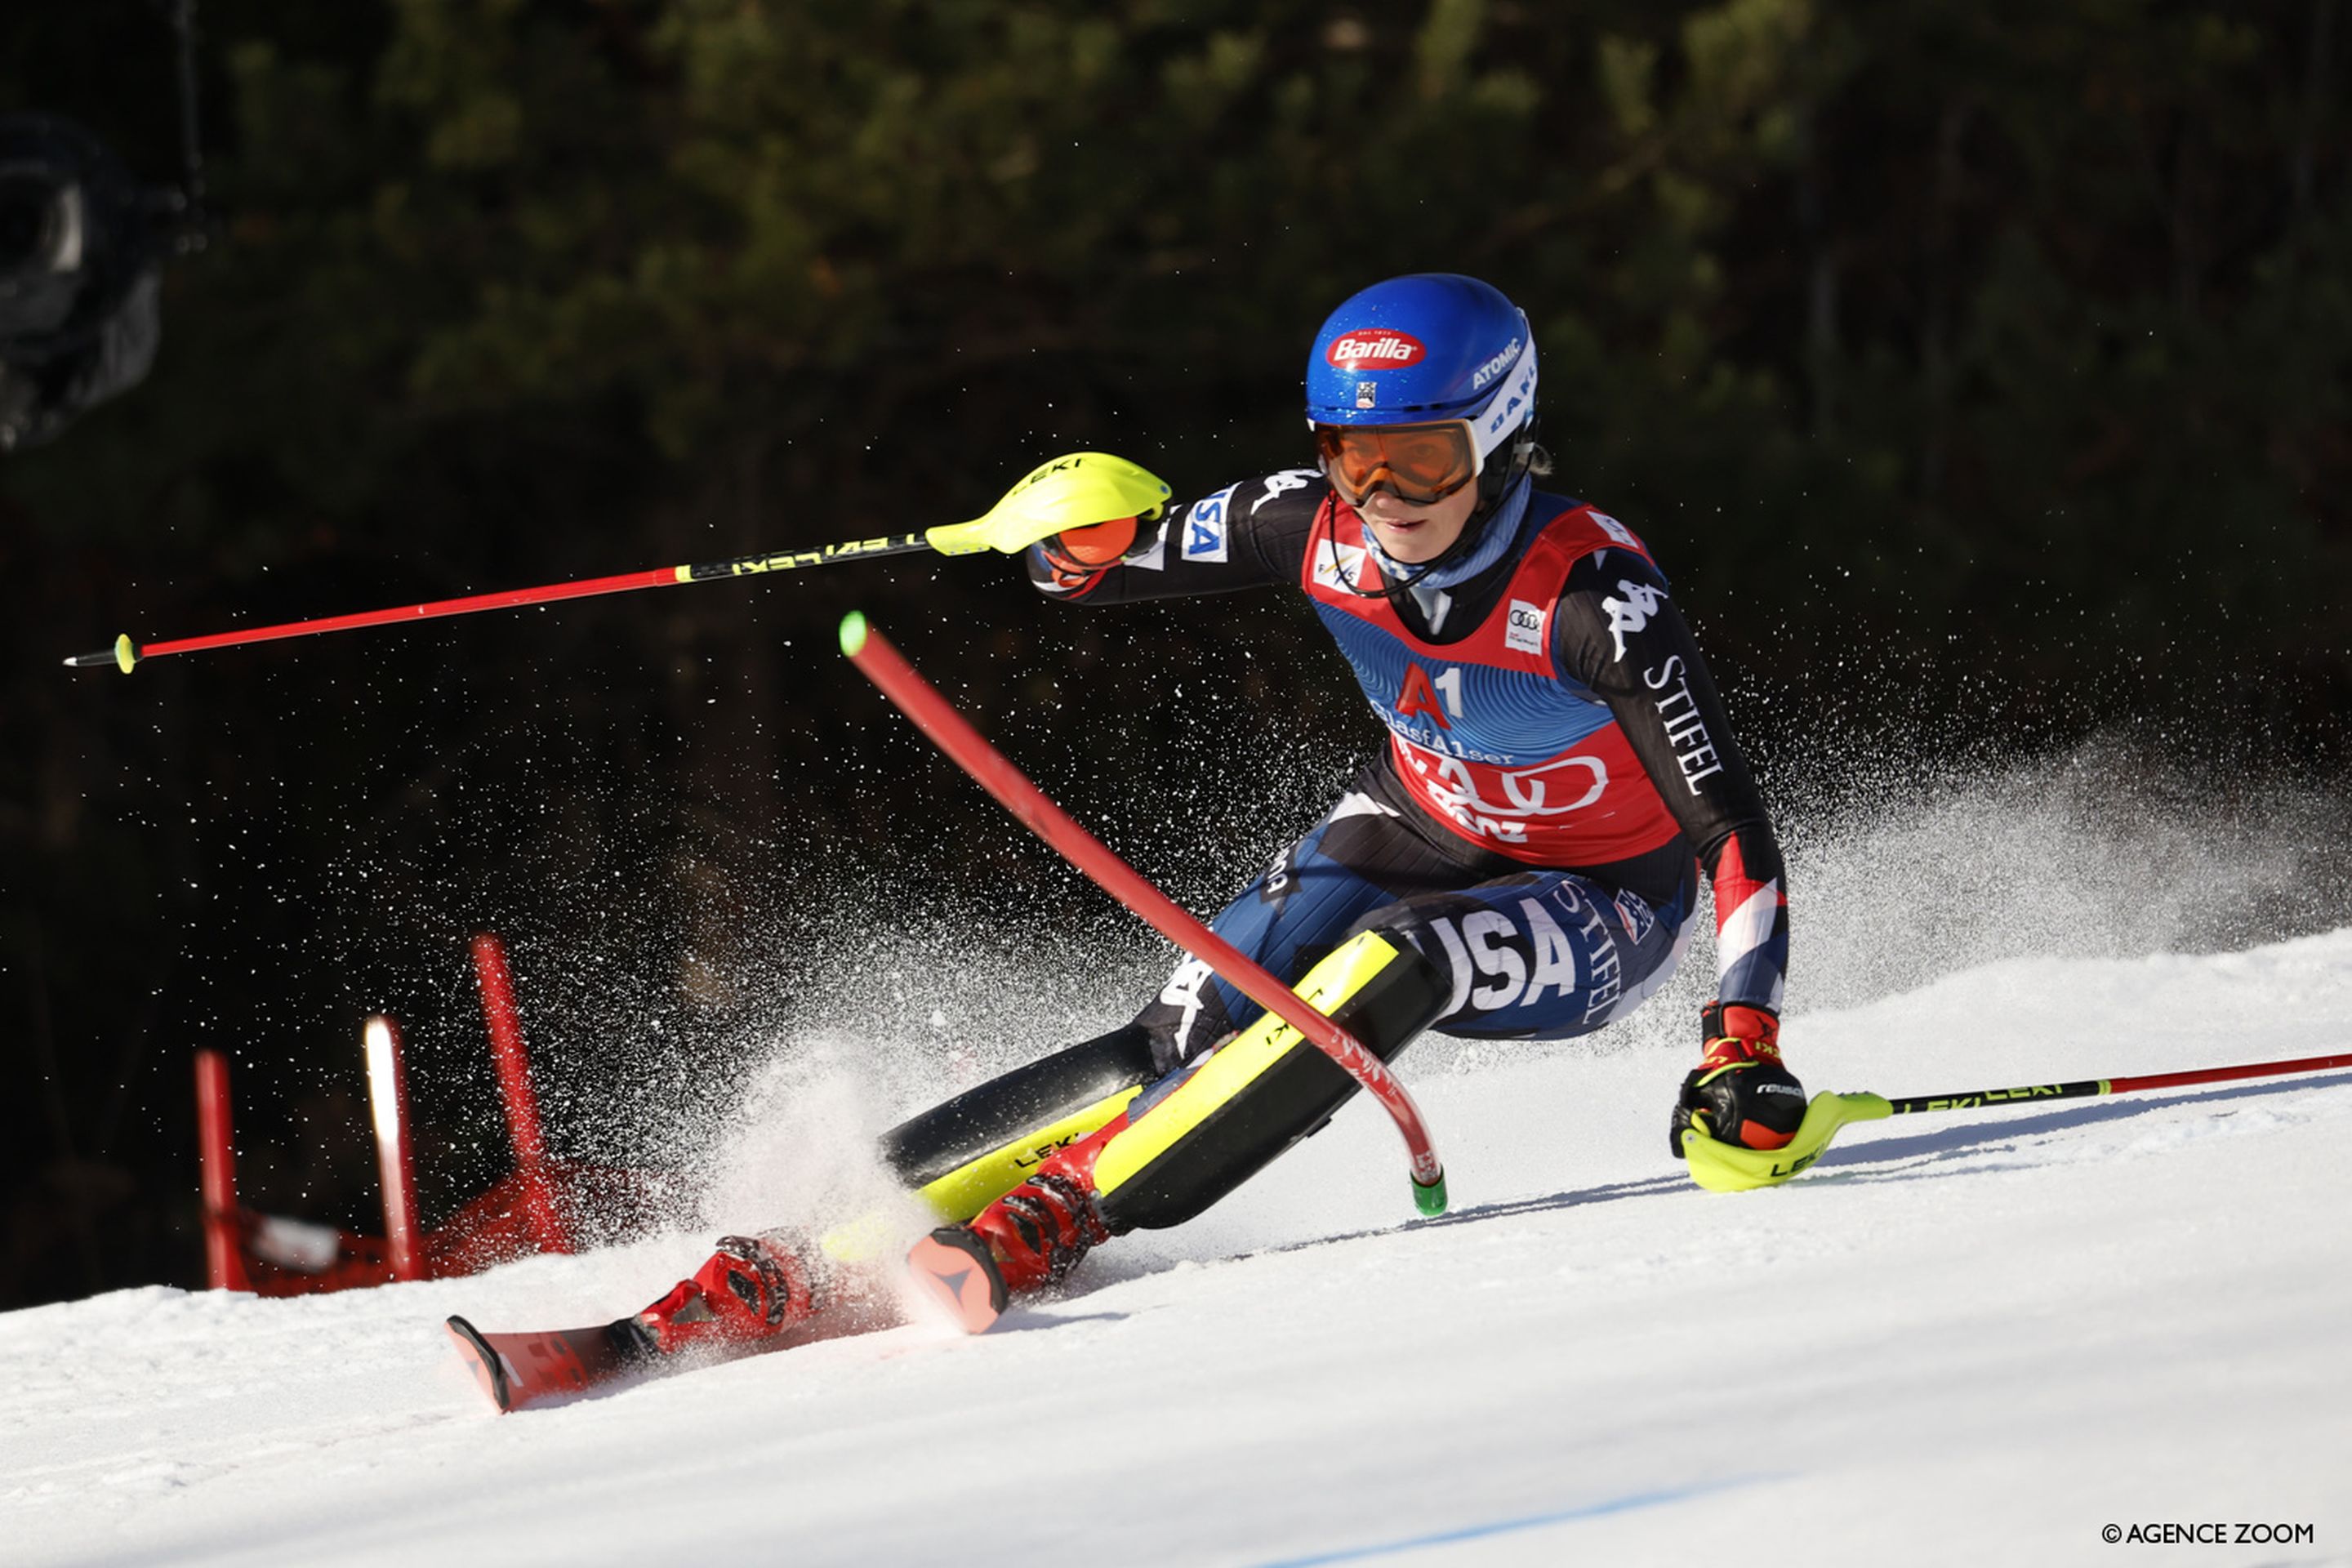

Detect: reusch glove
1668,1001,1807,1158
1036,517,1148,590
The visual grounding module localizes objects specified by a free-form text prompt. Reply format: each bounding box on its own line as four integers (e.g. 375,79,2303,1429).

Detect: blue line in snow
1252,1475,1776,1567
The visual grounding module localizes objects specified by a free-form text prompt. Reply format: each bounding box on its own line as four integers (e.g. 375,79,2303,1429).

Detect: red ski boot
630,1231,818,1356
909,1116,1122,1334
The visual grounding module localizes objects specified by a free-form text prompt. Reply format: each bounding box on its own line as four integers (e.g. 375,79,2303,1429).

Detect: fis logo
1183,487,1234,563
1312,541,1368,593
1589,510,1641,550
1327,330,1428,369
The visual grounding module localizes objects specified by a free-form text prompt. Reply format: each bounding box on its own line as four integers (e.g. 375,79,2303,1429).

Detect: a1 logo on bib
1504,599,1545,655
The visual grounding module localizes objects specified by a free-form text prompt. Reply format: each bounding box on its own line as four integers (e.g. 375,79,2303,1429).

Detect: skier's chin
1361,484,1476,564
1364,513,1457,564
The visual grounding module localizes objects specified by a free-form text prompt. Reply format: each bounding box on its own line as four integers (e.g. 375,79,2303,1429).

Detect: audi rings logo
1504,598,1545,655
1326,330,1427,370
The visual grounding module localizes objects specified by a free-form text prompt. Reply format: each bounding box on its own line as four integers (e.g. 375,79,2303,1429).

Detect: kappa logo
1601,579,1665,662
1183,486,1235,563
1156,956,1218,1062
1503,599,1545,656
1327,330,1427,370
1252,469,1316,514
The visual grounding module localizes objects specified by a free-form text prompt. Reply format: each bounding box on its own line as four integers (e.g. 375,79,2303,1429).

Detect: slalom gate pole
63,452,1171,674
838,612,1450,1217
470,933,572,1256
194,1049,252,1292
362,1016,425,1282
1880,1049,2352,1116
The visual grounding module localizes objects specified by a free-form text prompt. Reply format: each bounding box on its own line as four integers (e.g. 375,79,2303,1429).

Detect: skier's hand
1035,516,1153,589
1668,1002,1806,1158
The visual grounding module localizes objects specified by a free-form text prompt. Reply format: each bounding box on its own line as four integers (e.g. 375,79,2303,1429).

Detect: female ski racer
630,274,1805,1348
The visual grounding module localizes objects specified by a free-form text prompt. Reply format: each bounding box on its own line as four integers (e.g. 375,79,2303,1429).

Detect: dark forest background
3,0,2345,1311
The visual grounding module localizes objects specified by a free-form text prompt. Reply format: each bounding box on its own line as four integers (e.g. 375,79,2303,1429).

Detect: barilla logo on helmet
1326,331,1427,370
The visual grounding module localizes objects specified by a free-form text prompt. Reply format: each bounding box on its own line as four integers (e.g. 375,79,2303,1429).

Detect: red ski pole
63,452,1169,674
838,612,1449,1216
1878,1049,2352,1115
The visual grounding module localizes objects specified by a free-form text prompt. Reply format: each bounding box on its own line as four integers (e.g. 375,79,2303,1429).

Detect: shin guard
876,1024,1157,1224
1092,929,1450,1233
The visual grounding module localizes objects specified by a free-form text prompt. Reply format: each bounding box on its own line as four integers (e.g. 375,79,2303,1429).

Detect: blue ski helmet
1305,273,1538,523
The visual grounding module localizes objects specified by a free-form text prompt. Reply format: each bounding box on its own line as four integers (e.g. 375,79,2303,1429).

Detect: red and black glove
1036,516,1147,590
1668,1001,1806,1158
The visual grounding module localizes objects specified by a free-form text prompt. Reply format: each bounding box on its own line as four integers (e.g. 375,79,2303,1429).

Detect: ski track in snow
7,933,2352,1567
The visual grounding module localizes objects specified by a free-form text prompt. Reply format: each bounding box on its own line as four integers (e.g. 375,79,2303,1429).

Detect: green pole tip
837,611,869,657
1413,1171,1448,1218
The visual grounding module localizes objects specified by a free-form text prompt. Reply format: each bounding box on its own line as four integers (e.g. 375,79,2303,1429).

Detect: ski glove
1668,1001,1807,1158
1036,516,1152,590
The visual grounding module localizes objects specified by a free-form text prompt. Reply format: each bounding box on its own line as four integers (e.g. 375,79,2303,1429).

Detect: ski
445,1314,648,1413
447,1241,933,1413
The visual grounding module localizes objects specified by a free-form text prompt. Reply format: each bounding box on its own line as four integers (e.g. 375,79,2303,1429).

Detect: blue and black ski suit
1030,470,1791,1077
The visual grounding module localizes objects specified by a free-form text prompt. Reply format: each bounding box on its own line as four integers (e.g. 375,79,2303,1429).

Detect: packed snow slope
7,929,2350,1567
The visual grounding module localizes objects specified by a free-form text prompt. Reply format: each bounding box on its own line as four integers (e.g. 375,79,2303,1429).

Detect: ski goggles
1313,420,1481,508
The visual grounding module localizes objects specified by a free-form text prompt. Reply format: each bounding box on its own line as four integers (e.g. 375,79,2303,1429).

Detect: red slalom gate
194,1050,252,1293
363,1016,425,1282
470,931,573,1256
191,938,675,1295
838,612,1448,1215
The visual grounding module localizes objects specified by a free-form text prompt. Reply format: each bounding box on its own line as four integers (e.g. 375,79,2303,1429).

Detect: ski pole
63,452,1169,673
1683,1049,2352,1193
1876,1049,2352,1115
838,611,1451,1218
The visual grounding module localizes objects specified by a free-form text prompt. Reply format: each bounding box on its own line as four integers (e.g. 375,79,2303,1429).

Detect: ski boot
628,1230,818,1357
909,1114,1123,1334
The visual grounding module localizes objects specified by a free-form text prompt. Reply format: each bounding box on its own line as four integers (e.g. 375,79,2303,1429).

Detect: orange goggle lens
1313,421,1481,507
